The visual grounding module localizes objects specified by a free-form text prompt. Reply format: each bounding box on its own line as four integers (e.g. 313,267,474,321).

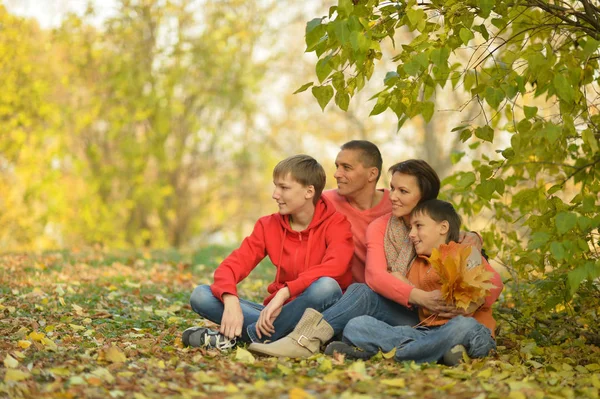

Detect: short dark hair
388,159,440,202
273,155,326,204
411,199,461,243
340,140,383,182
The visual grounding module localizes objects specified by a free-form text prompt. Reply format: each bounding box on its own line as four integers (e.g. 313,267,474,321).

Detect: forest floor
1,249,599,399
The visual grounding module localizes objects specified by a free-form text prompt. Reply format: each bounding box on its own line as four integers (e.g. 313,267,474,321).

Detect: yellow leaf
11,351,26,359
192,371,219,384
4,369,30,382
72,303,84,315
381,378,406,388
235,347,255,364
41,337,58,351
277,363,293,375
317,358,332,372
49,367,71,377
478,368,493,378
289,387,315,399
382,347,396,359
91,367,115,383
104,346,127,363
4,354,19,368
17,340,32,349
70,324,86,332
28,331,45,341
253,379,267,389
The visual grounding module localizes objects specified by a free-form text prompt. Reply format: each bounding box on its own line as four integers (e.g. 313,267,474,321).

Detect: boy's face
409,211,449,256
272,173,314,216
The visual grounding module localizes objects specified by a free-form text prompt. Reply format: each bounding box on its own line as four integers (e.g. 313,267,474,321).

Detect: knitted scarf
383,215,415,276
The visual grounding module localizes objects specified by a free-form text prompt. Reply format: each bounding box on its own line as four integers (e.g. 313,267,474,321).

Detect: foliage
0,0,276,250
429,242,495,310
300,0,600,312
1,251,600,398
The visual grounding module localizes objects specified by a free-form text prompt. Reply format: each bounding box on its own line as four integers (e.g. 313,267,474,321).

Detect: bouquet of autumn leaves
428,242,496,311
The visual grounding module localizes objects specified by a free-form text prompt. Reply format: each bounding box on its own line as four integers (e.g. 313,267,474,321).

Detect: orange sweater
322,189,392,283
407,255,498,337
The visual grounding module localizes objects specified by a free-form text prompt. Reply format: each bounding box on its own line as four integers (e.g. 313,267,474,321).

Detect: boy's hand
255,287,290,339
437,297,485,318
409,289,448,312
221,294,244,339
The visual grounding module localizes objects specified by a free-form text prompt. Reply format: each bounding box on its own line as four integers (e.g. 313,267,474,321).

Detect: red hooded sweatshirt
210,196,354,305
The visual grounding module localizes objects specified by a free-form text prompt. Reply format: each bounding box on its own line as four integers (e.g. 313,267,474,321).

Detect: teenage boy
332,200,498,365
182,155,354,350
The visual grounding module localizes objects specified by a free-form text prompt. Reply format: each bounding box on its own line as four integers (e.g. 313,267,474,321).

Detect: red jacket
210,196,354,305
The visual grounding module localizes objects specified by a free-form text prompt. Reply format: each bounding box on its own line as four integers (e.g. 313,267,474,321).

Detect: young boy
331,199,498,365
182,155,354,350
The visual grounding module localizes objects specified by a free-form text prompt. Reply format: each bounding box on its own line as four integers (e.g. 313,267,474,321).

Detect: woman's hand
436,297,485,318
220,294,244,339
255,287,290,339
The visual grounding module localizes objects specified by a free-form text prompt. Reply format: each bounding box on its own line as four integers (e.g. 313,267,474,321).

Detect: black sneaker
324,341,373,360
442,344,468,366
182,327,237,350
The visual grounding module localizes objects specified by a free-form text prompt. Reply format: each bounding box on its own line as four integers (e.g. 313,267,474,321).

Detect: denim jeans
189,277,342,343
342,315,496,363
321,283,419,336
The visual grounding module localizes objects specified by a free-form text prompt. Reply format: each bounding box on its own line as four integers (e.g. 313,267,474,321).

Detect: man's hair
388,159,440,202
273,155,326,204
340,140,383,182
411,199,461,243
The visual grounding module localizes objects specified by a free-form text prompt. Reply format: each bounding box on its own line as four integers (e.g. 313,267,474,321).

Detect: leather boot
248,308,334,358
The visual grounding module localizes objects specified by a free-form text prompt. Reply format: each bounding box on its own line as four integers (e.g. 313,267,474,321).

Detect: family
181,141,503,366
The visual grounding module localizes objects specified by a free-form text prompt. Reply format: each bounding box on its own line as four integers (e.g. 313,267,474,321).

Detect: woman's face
389,172,422,220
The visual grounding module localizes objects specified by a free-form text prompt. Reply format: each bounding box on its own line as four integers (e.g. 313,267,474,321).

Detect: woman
247,160,503,358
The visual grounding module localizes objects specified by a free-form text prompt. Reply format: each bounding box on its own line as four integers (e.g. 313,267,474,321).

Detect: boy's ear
439,220,450,236
305,185,315,200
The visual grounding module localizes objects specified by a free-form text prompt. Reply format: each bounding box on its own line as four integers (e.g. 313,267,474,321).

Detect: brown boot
248,308,334,358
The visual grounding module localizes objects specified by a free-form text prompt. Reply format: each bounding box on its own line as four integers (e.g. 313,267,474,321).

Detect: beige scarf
384,216,415,276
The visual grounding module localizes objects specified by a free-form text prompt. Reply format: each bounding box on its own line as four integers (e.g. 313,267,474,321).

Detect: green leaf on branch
475,125,494,142
455,172,476,189
312,85,334,111
553,73,574,103
524,106,538,119
293,82,314,94
550,241,566,260
430,47,450,68
335,90,350,111
475,180,496,200
568,261,600,296
422,101,434,122
459,28,474,45
316,56,333,83
337,0,353,18
555,212,577,235
528,232,550,250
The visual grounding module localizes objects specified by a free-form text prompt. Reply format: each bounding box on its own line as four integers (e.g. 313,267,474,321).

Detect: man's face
333,149,373,198
409,211,448,256
272,173,313,216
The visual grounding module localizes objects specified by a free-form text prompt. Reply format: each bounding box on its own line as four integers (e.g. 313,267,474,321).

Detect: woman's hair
388,159,440,202
411,199,461,243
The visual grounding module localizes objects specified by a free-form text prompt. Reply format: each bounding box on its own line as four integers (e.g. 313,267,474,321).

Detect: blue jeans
321,283,419,336
342,315,496,363
189,277,342,343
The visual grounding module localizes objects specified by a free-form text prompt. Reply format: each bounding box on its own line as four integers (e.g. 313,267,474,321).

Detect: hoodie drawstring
275,229,286,285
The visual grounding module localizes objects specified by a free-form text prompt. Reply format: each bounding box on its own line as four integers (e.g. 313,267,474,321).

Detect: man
322,140,392,283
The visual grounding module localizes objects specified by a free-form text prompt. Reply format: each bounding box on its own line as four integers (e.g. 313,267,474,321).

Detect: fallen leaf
104,346,127,363
381,378,406,388
4,369,30,382
235,347,255,364
289,387,315,399
4,354,19,368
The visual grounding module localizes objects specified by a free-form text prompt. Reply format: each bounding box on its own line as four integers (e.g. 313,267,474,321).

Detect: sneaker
182,327,237,350
442,344,468,366
324,341,373,360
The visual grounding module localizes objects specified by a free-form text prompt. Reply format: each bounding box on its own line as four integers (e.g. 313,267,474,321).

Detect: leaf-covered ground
1,250,599,399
